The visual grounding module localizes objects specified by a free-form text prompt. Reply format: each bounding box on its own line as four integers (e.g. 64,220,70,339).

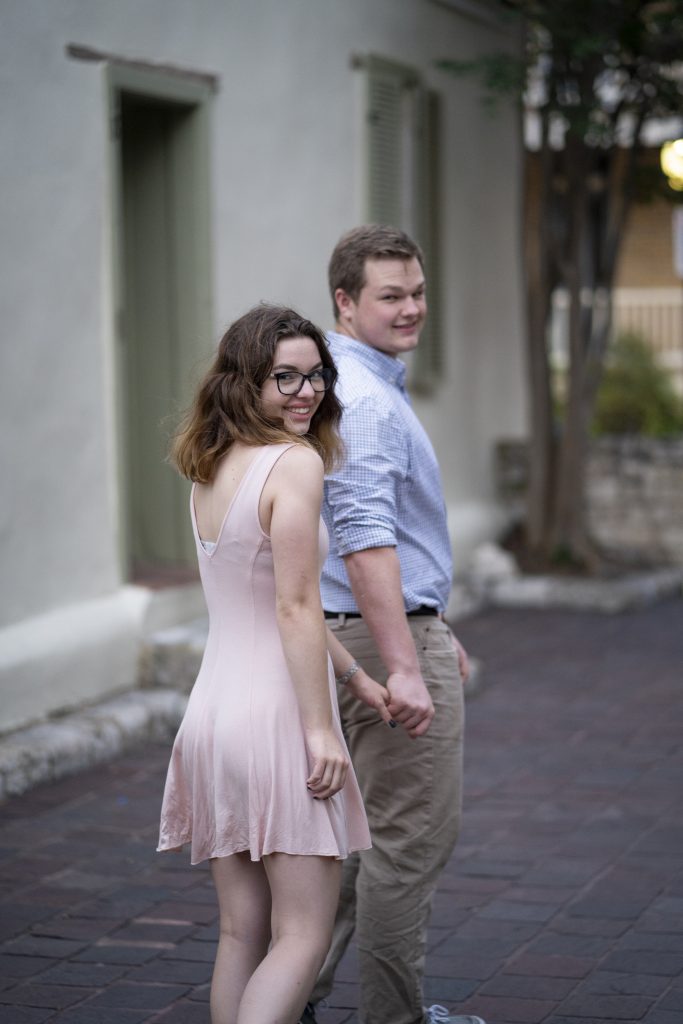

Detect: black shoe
299,1002,318,1024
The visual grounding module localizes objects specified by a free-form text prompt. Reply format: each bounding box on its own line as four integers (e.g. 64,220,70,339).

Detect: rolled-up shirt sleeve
326,394,408,556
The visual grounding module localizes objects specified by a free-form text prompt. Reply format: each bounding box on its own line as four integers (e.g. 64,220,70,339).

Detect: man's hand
386,671,434,738
450,630,470,684
342,548,437,738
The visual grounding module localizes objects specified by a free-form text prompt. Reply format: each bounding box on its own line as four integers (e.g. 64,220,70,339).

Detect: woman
158,304,391,1024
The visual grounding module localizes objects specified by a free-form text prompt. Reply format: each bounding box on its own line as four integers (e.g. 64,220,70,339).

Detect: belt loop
339,612,347,626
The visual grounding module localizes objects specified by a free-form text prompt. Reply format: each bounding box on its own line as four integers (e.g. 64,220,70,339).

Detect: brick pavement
0,598,682,1024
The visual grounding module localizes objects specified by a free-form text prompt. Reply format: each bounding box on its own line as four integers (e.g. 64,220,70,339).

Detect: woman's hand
345,669,394,727
305,728,350,799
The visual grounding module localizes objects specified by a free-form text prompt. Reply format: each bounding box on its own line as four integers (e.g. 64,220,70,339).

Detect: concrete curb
487,566,683,613
0,689,186,803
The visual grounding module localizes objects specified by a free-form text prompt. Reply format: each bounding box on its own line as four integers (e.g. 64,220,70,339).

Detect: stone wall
496,437,683,566
586,437,683,565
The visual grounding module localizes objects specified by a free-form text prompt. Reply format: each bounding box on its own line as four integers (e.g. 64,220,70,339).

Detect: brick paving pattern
0,599,681,1024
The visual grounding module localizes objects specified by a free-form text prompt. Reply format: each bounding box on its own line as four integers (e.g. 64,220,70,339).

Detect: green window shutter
362,55,443,391
412,88,443,388
365,56,417,227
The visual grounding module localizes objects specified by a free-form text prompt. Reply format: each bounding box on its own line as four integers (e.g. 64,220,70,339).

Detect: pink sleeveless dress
157,443,370,864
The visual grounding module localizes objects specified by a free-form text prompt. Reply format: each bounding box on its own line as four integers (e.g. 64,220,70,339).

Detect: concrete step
141,617,209,692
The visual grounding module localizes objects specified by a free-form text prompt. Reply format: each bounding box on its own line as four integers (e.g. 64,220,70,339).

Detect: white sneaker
425,1004,486,1024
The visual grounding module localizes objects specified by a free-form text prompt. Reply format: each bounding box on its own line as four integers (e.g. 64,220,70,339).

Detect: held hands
345,669,394,726
305,727,350,800
386,672,435,739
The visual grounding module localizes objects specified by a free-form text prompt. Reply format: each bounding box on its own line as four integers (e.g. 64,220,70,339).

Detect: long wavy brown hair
171,304,343,482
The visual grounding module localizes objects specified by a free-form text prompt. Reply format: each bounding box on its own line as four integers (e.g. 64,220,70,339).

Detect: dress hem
157,838,372,867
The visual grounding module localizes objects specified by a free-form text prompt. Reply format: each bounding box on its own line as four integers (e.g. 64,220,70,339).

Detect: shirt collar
327,331,407,390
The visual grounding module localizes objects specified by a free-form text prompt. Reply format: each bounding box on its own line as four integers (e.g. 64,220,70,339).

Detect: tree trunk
523,140,555,551
551,314,595,564
548,138,590,563
548,143,640,568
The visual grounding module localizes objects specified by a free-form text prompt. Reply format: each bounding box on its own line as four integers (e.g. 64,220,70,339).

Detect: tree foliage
440,0,683,568
593,332,683,436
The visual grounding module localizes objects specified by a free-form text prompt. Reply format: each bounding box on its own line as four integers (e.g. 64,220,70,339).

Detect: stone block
0,690,185,802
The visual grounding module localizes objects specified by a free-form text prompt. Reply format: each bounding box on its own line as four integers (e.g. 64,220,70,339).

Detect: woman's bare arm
266,446,349,799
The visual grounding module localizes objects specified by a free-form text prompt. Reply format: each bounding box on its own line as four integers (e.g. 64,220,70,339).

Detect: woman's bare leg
210,852,272,1024
237,853,342,1024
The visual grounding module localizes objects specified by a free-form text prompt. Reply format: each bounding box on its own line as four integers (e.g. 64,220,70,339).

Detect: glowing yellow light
661,139,683,191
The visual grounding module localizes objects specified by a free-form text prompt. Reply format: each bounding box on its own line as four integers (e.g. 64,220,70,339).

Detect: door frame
106,62,214,580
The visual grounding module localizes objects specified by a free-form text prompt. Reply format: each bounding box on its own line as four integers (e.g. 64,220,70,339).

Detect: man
310,225,484,1024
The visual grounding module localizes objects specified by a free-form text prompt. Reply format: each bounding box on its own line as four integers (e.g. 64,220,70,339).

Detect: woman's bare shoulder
273,443,324,478
263,445,324,510
260,444,324,534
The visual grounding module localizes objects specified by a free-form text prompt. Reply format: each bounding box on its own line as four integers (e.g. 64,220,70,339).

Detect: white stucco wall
413,63,526,568
1,2,117,627
0,0,526,730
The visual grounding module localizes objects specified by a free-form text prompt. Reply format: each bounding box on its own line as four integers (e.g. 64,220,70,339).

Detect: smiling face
259,335,326,435
334,256,427,357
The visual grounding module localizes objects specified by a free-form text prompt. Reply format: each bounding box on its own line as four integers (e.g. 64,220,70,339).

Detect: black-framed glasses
268,367,337,396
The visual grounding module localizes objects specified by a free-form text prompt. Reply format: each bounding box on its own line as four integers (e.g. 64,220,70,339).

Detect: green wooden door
111,73,212,581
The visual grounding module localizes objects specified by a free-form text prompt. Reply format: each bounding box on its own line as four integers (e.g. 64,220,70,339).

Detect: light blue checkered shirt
321,332,453,613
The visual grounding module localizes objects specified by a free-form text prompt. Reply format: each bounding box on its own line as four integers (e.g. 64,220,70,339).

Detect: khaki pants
313,615,464,1024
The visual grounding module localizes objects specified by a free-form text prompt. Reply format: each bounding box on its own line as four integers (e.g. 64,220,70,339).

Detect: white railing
551,287,683,395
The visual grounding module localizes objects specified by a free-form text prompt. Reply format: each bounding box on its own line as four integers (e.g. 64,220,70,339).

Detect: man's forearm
343,546,420,676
